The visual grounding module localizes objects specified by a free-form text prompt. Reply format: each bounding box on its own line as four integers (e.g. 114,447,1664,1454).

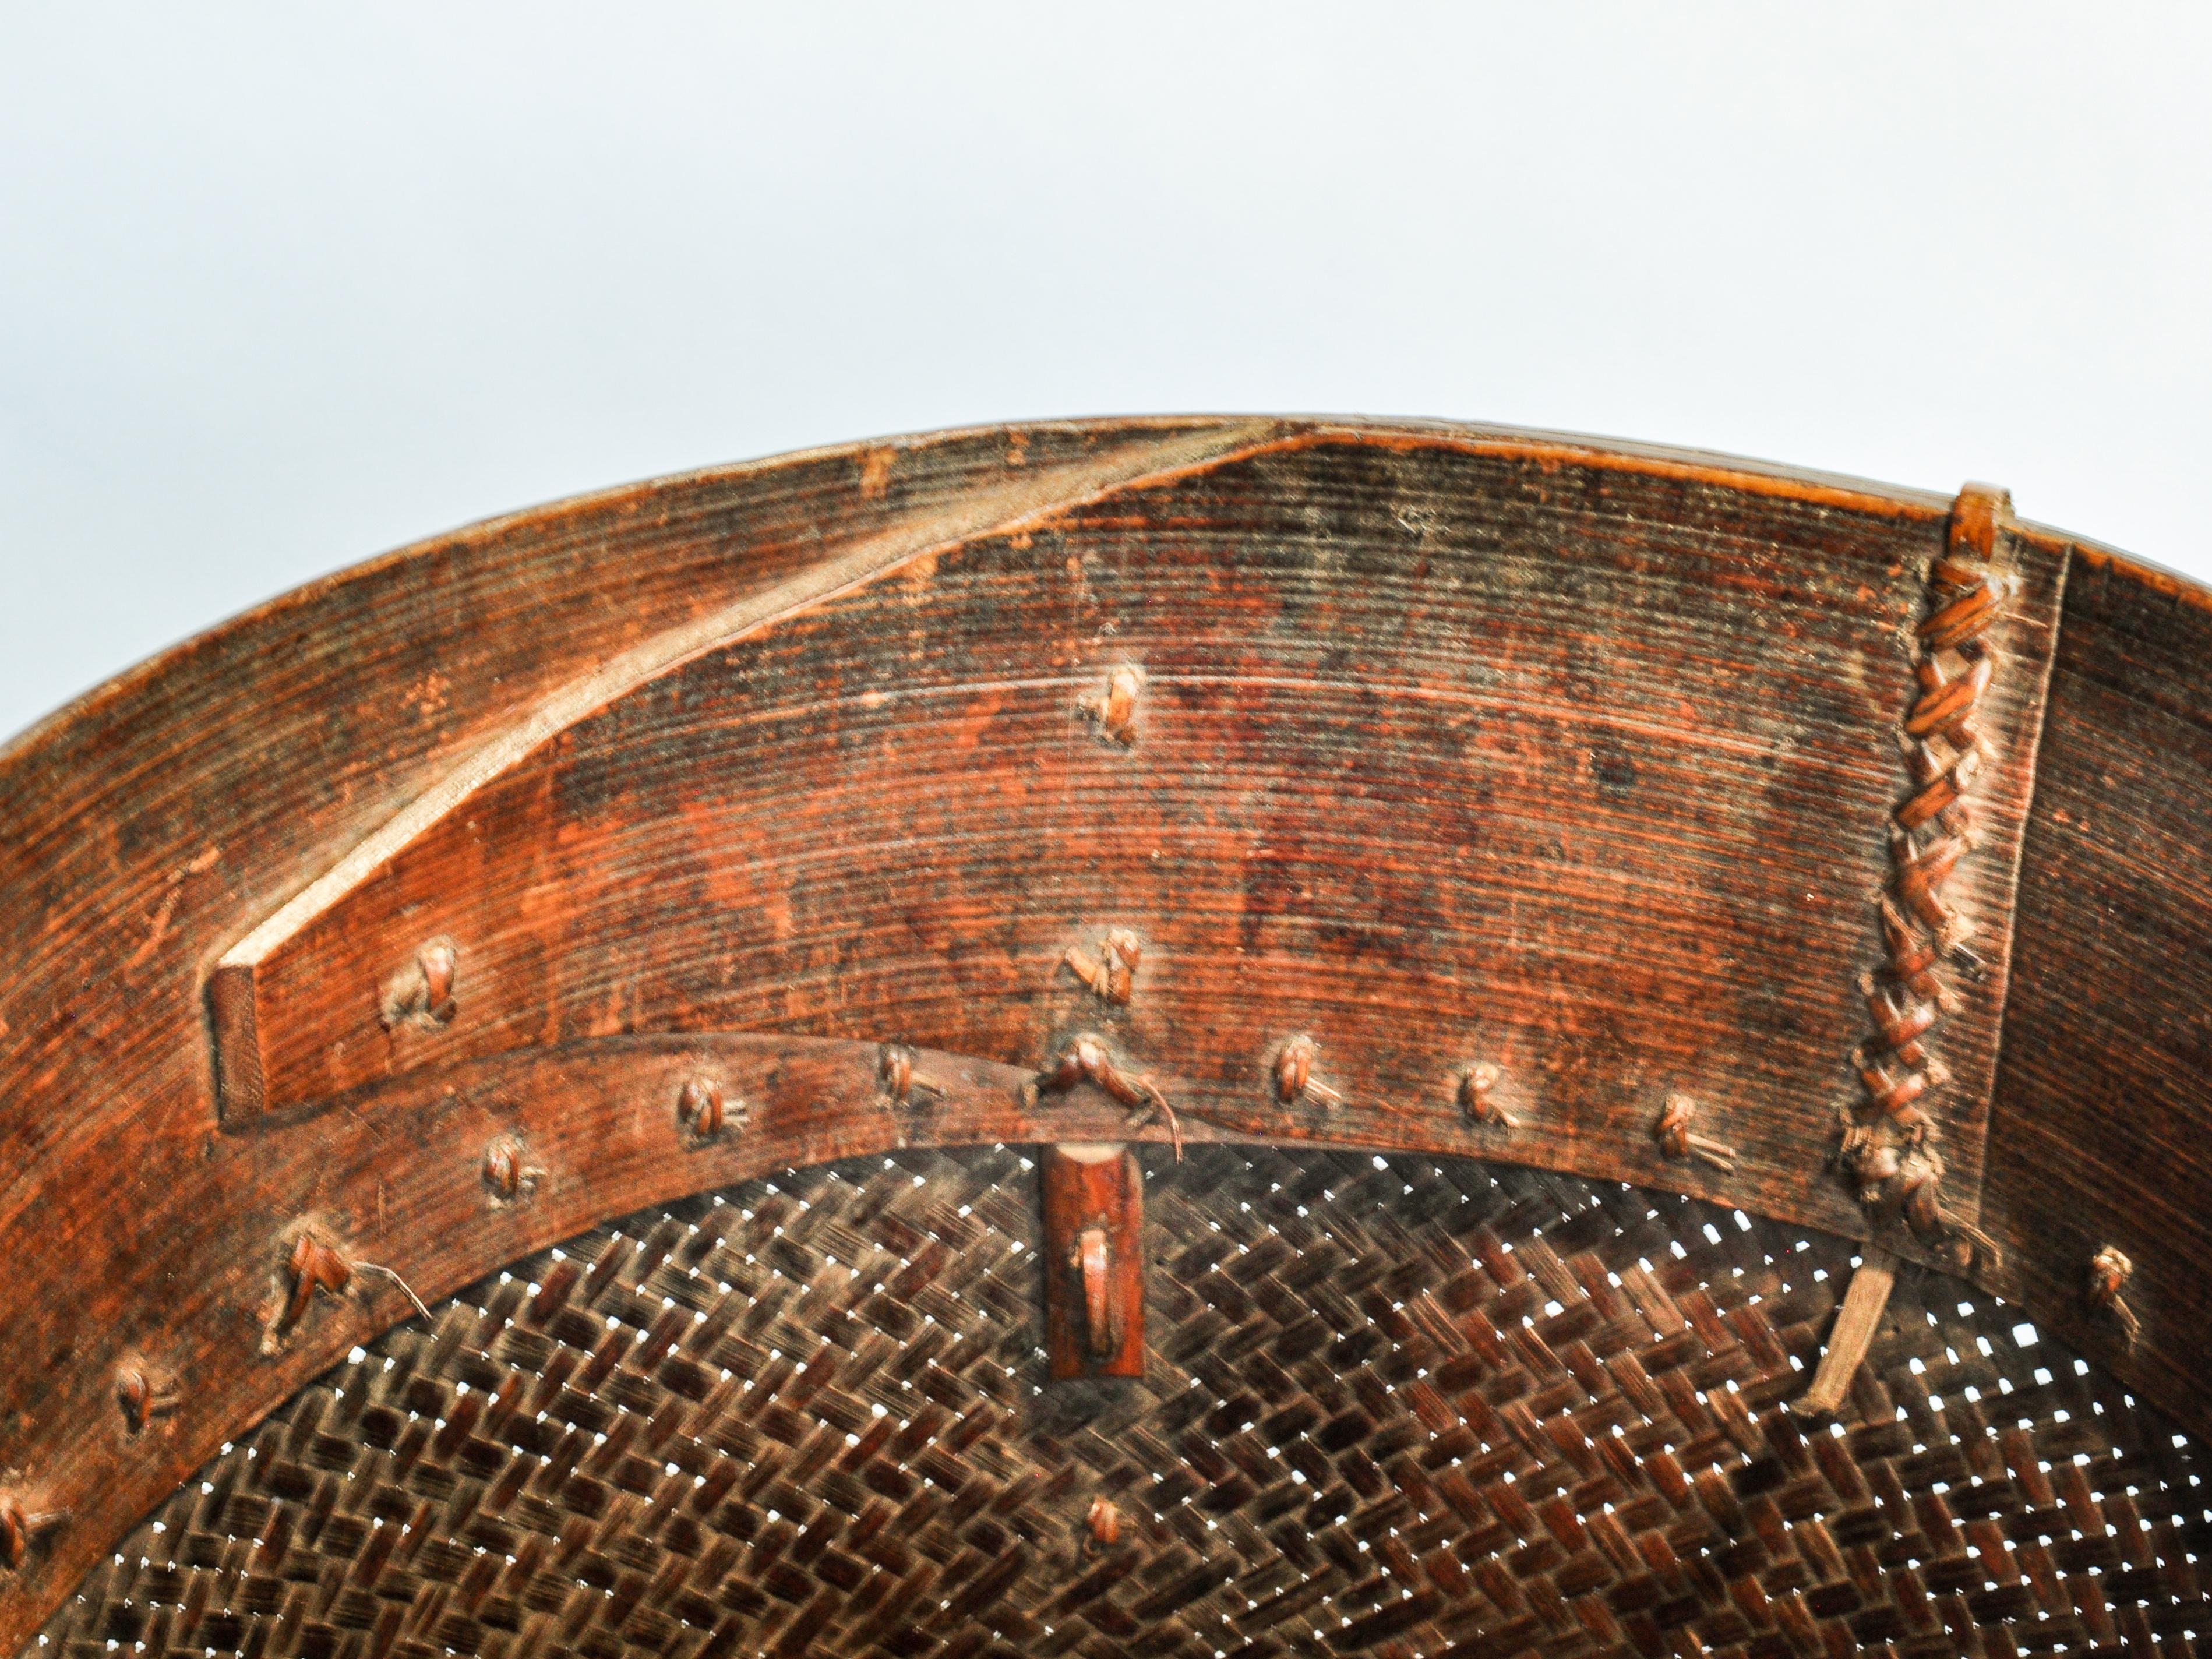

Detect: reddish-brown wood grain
203,420,1285,1118
0,416,2206,1653
209,437,2061,1248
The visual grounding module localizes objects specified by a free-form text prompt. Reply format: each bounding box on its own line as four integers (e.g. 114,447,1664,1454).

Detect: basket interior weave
33,1146,2209,1659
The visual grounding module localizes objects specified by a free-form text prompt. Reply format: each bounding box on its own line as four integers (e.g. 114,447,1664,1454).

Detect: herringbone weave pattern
31,1147,2212,1658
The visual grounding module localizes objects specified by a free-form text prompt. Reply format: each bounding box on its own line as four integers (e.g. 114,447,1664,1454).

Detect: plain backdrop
3,6,2207,746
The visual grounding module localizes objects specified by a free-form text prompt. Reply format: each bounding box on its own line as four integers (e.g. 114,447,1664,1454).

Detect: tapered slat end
206,960,269,1125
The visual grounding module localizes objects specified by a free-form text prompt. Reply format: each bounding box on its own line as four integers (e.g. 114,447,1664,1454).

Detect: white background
3,6,2206,743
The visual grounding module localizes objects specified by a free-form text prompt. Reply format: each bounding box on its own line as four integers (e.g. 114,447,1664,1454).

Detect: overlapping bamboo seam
1836,484,2013,1269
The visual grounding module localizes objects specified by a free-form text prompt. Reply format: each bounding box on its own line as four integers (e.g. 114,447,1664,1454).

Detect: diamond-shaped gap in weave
29,1146,2212,1659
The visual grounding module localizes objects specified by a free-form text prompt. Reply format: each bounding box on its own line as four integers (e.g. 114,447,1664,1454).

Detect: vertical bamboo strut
1040,1143,1146,1380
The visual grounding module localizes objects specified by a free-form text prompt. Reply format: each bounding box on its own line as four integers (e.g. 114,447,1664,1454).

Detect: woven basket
36,1148,2212,1658
2,420,2207,1658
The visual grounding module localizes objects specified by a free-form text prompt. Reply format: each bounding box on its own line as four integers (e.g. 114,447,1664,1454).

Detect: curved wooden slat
206,417,1285,1120
1983,545,2212,1439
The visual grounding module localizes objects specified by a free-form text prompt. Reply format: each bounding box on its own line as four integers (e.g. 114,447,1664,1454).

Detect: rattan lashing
32,1146,2208,1658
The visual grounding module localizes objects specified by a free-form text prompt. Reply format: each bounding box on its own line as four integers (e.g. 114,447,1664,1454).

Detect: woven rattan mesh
30,1146,2210,1659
